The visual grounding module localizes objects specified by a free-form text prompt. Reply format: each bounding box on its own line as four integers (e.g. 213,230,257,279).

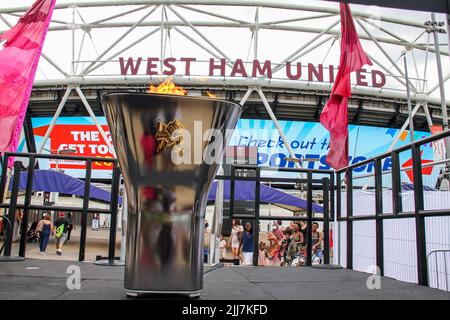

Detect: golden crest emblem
155,119,186,153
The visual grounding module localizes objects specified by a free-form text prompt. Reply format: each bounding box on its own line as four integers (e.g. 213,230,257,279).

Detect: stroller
26,221,39,243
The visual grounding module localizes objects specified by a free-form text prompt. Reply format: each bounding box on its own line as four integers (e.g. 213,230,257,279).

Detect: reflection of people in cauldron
155,189,177,268
139,107,180,268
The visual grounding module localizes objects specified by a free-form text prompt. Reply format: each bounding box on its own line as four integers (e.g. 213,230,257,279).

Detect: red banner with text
33,124,114,170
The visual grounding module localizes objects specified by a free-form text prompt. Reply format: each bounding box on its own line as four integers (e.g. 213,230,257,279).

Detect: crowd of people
220,219,324,266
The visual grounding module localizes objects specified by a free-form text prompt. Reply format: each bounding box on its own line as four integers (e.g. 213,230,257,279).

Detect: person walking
66,212,75,241
54,212,69,256
36,214,54,255
240,223,254,266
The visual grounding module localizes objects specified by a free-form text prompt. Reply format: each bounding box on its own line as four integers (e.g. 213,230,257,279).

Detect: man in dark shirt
54,212,69,256
300,221,308,246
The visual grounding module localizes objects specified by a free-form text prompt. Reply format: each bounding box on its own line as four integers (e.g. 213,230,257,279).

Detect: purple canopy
208,180,323,213
9,170,122,205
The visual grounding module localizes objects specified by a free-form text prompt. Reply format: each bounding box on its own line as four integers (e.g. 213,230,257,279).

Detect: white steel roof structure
0,0,449,133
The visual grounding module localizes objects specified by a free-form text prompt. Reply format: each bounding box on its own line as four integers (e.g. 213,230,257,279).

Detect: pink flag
319,3,372,170
0,0,56,166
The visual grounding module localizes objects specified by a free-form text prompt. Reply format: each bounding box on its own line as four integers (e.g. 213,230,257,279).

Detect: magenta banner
0,0,56,166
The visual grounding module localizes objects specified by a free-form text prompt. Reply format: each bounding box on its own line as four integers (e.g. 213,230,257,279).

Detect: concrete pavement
0,259,449,300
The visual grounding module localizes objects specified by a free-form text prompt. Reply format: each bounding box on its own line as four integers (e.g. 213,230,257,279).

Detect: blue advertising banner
26,117,438,187
229,119,438,187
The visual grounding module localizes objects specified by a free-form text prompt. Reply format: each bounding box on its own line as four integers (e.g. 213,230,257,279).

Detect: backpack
55,224,64,238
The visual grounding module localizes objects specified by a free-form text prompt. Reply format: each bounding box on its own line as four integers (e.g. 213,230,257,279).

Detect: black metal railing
0,152,120,262
336,129,450,286
2,129,449,291
216,165,334,267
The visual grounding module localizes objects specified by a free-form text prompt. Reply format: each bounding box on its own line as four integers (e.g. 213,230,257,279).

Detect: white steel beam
365,52,408,90
167,5,232,62
287,35,335,68
74,29,87,76
75,87,117,158
356,18,419,93
91,5,152,25
84,27,161,75
160,5,165,72
359,17,433,54
3,19,444,56
272,20,340,74
0,1,430,29
0,14,69,78
80,5,159,76
272,35,335,76
40,53,70,78
254,6,259,61
263,13,336,25
423,103,434,129
429,72,450,95
411,49,422,91
358,17,407,43
33,75,450,106
177,4,248,24
5,12,68,26
37,87,74,153
423,33,431,93
71,6,76,77
256,88,301,169
172,26,234,68
389,103,421,149
239,87,254,106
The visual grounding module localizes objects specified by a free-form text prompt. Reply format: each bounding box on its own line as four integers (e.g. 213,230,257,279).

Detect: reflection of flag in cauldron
141,134,157,200
0,0,56,166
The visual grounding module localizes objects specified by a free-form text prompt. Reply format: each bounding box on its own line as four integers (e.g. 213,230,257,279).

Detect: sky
0,0,449,100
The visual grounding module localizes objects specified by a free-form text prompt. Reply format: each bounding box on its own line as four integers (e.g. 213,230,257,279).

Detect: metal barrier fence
427,249,450,291
0,152,120,262
216,165,334,267
2,130,450,291
336,129,450,287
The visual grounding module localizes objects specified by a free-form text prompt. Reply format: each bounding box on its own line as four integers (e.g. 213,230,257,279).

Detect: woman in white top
229,219,243,262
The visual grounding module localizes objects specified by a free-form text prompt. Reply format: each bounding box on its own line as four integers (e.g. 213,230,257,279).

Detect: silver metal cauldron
101,93,241,297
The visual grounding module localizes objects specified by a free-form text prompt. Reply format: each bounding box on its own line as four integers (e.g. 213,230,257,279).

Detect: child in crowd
268,242,282,266
258,241,268,266
280,227,293,266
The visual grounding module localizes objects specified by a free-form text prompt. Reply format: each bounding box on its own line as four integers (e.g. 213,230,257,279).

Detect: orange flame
148,77,187,96
206,91,216,97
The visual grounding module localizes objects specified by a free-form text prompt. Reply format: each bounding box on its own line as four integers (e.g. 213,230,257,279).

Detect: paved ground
10,228,121,262
0,259,449,300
